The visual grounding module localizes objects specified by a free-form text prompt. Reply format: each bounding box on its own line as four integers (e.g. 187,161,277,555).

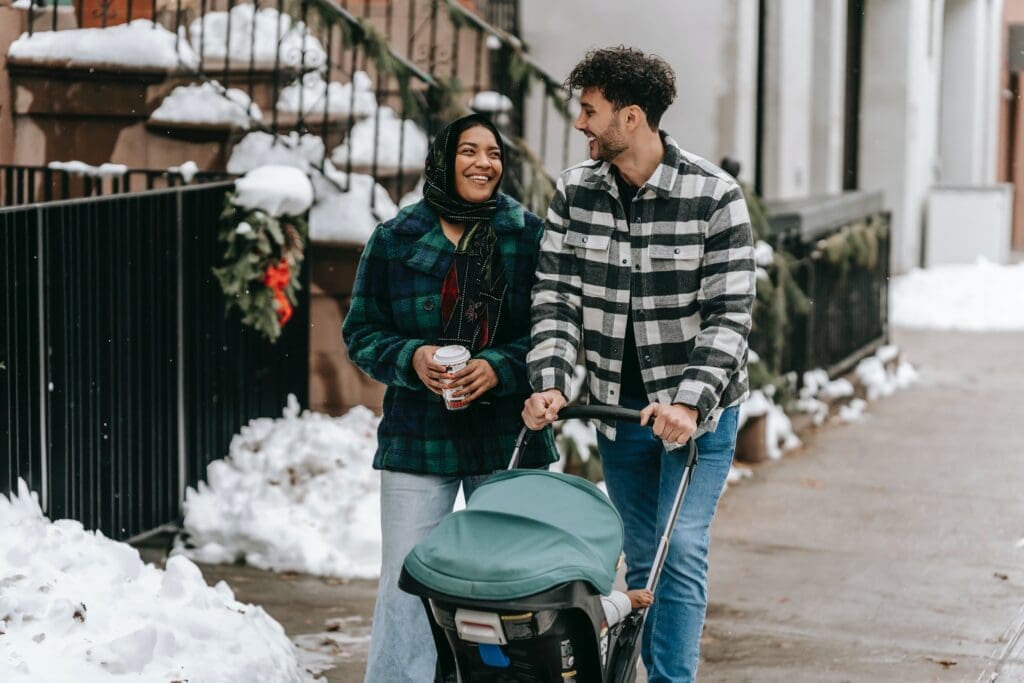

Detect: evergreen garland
741,184,809,400
214,193,308,343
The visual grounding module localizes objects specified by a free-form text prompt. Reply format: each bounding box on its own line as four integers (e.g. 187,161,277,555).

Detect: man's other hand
521,389,567,430
639,402,698,444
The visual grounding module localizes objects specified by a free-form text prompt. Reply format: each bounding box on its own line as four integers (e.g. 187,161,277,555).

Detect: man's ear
624,105,646,132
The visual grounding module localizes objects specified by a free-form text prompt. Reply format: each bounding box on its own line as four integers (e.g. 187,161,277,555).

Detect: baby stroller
399,405,699,682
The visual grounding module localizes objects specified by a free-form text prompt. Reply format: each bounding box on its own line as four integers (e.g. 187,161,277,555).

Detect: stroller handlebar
558,405,643,423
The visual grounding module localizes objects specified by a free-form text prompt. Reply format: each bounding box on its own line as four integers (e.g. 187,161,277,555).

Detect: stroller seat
400,470,644,682
403,469,624,601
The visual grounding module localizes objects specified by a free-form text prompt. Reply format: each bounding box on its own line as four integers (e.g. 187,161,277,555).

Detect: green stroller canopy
402,470,625,600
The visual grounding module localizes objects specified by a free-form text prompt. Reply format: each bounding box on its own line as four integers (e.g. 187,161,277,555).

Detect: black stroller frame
399,405,699,683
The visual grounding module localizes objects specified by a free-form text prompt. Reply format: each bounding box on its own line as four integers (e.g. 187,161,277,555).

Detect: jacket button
582,236,588,243
674,248,681,254
424,300,435,311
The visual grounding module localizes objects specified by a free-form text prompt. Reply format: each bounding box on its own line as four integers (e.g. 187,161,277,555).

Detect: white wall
860,0,945,273
761,0,814,199
940,0,1004,184
519,0,759,181
811,0,848,195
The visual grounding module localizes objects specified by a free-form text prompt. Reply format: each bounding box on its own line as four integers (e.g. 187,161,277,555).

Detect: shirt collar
581,131,682,200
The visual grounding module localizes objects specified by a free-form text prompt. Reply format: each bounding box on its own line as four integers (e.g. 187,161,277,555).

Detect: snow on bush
8,21,198,71
0,483,307,682
177,399,382,579
233,165,314,218
151,81,261,129
331,107,428,174
189,5,325,70
277,71,377,119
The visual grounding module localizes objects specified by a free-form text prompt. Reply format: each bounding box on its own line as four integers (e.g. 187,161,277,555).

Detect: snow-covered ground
0,483,309,682
890,258,1024,330
176,398,382,579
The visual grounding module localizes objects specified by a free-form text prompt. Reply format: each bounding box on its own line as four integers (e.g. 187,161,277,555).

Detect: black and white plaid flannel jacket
527,135,756,443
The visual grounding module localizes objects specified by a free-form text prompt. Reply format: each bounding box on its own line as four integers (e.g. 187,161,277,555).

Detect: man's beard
591,121,628,162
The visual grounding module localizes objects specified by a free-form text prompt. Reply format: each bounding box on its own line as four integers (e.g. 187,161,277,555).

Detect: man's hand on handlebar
521,389,567,430
640,402,699,444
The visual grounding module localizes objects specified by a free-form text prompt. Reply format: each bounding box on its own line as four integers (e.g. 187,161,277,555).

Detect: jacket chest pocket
564,228,618,287
648,243,703,297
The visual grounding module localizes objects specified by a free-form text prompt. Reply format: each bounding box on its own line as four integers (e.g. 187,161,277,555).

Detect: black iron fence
0,183,308,539
768,192,890,378
0,164,234,208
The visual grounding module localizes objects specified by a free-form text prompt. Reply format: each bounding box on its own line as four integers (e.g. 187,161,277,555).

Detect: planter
734,414,769,464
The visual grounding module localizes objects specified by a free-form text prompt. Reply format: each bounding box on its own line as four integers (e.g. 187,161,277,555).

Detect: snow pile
227,131,326,175
8,21,198,71
277,71,377,119
331,107,429,174
310,165,397,243
470,91,514,113
855,346,917,401
47,161,128,177
189,5,326,70
793,345,917,425
150,81,261,129
890,258,1024,331
233,165,314,218
739,389,801,461
176,399,383,579
0,482,307,682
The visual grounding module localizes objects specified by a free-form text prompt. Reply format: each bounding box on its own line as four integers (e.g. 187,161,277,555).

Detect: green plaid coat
343,194,556,475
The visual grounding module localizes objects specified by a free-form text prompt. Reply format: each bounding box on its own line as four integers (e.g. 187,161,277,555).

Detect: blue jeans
598,403,739,683
364,470,492,683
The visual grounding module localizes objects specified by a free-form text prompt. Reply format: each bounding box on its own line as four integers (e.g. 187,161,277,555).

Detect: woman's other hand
412,345,449,395
447,359,498,404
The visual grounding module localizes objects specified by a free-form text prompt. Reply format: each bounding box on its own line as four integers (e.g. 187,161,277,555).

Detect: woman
342,113,556,682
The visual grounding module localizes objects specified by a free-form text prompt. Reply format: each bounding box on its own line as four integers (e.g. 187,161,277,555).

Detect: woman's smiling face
453,125,502,203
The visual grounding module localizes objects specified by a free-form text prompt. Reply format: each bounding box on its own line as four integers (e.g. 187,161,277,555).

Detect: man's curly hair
565,46,677,129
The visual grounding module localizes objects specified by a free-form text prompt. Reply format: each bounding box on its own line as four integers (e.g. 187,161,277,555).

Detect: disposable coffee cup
433,345,471,410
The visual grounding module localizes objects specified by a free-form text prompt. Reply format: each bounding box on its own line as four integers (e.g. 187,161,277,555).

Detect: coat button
582,236,588,244
674,248,680,254
424,300,435,311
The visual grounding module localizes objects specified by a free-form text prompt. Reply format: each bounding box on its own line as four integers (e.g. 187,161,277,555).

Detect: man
522,46,755,682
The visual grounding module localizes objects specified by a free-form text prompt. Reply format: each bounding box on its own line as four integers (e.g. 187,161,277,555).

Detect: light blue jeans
364,470,492,683
597,403,739,683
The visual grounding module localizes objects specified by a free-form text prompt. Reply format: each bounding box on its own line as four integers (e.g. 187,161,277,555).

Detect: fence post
36,207,49,513
175,193,187,508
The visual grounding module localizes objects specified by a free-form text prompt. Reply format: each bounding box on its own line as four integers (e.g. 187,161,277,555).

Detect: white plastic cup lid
433,345,470,365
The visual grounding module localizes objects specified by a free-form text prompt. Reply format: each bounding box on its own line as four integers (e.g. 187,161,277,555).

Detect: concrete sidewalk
700,329,1024,681
153,327,1024,681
